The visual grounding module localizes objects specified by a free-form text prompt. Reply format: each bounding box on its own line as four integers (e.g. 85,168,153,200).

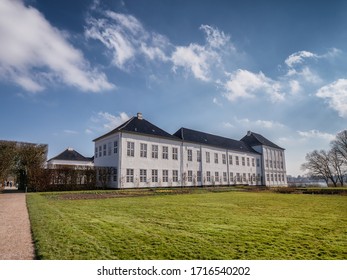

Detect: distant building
93,113,287,188
46,148,94,169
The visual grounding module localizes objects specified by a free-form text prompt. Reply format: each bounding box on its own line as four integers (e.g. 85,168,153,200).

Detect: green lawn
26,190,347,260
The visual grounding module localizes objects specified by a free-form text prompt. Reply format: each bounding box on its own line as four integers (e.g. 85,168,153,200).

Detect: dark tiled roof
48,148,92,162
93,116,179,141
241,131,284,150
174,127,259,154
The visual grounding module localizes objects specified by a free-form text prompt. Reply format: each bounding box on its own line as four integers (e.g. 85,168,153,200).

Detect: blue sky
0,0,346,176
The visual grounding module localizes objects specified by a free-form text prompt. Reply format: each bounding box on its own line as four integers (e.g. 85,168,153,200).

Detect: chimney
137,112,143,120
247,131,252,136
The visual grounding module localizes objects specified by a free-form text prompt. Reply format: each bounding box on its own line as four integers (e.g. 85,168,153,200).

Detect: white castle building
93,113,287,188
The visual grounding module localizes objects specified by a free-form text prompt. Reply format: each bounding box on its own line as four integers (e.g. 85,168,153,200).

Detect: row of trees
301,130,347,187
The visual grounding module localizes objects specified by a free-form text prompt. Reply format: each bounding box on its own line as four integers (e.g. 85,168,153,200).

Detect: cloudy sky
0,0,346,176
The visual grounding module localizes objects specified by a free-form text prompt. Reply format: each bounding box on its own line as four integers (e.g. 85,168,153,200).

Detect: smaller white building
46,148,94,169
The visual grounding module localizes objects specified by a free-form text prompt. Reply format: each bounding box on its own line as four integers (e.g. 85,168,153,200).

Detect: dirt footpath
0,191,35,260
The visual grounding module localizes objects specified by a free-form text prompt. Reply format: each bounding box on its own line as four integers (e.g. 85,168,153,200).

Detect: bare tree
331,130,347,163
329,147,345,186
301,150,338,187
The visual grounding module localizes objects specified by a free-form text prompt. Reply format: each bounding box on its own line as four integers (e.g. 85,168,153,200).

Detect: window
247,157,250,166
215,172,219,182
127,141,134,157
206,171,211,182
266,159,269,168
252,158,255,167
235,156,239,165
282,174,285,181
113,168,117,182
99,146,102,157
229,155,233,165
172,147,178,160
275,173,278,181
140,169,147,183
126,169,134,183
281,161,284,169
257,158,260,167
188,170,193,182
197,150,201,162
187,149,192,161
140,143,147,158
270,160,273,168
230,172,234,182
243,173,247,182
223,172,227,182
222,154,226,164
197,171,202,182
271,173,274,181
152,145,158,158
274,161,277,168
266,173,270,181
152,169,158,182
108,142,112,156
172,170,178,182
162,170,168,182
162,146,168,159
103,144,107,156
214,153,218,164
95,147,98,158
206,152,210,163
113,141,118,153
242,157,245,166
236,173,240,182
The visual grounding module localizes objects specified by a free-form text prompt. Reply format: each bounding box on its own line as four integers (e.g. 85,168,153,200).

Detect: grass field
26,189,347,260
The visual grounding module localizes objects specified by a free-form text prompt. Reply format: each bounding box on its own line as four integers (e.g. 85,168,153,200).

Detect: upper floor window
235,156,239,165
214,153,218,164
152,145,158,159
103,144,107,156
246,157,250,166
222,154,226,164
187,149,193,161
162,146,169,159
172,147,178,160
127,141,134,157
113,141,118,154
206,152,210,163
229,155,233,165
108,142,112,156
197,150,201,162
252,158,255,167
242,157,245,166
140,143,147,158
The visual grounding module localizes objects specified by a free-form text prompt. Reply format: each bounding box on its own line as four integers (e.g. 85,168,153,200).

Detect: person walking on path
0,192,35,260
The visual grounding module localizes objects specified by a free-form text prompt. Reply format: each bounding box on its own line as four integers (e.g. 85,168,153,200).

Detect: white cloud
0,0,114,93
171,25,233,81
171,44,215,81
234,117,285,129
213,97,223,106
316,79,347,118
222,69,285,102
90,111,130,132
85,11,170,70
297,129,336,141
285,51,317,68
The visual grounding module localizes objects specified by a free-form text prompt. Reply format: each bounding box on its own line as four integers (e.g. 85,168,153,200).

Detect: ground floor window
172,170,178,182
206,171,211,182
188,170,193,182
140,169,147,183
197,171,202,182
162,170,168,182
126,169,134,183
152,169,158,182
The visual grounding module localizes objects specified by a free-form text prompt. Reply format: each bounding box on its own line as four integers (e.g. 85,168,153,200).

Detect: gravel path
0,190,35,260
